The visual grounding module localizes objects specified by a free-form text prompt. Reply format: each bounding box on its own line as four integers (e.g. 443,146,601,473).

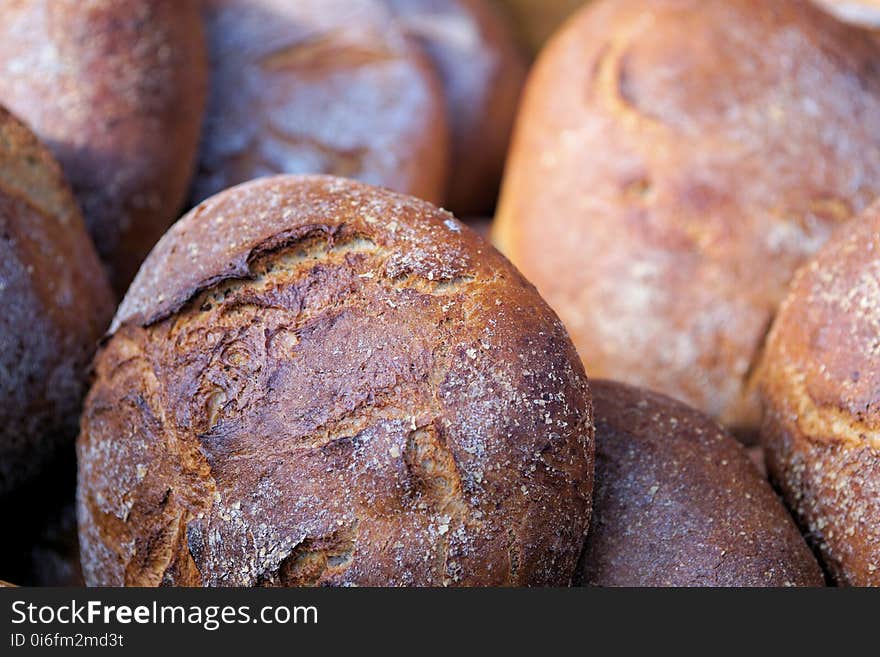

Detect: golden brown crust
575,380,823,587
494,0,880,438
79,175,593,587
192,0,449,209
0,0,208,295
386,0,527,215
759,201,880,586
0,106,113,496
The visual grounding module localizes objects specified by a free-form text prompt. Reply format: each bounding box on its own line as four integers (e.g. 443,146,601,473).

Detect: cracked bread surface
78,175,594,587
0,0,208,295
760,200,880,586
0,106,113,496
576,380,823,587
192,0,449,208
493,0,880,439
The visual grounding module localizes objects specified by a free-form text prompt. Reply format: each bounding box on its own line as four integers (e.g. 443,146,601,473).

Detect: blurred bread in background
192,0,450,207
386,0,527,215
0,0,207,295
494,0,880,440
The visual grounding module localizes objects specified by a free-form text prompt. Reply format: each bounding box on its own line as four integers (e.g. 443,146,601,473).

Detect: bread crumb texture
78,175,594,586
760,200,880,585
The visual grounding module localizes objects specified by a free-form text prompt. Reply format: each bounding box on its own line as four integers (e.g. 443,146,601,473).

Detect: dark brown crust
0,106,113,496
191,0,449,209
576,380,823,587
386,0,527,214
0,0,208,295
80,175,593,587
759,200,880,586
494,0,880,438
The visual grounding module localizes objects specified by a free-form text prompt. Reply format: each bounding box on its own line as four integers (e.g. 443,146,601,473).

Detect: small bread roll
193,0,449,208
78,175,594,587
813,0,880,27
386,0,527,215
0,0,208,295
494,0,880,438
576,380,823,587
0,107,113,496
760,201,880,586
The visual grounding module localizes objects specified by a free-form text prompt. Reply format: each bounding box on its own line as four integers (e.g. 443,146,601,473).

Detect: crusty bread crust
494,0,880,438
760,200,880,586
576,380,823,587
79,175,593,587
0,106,113,496
0,0,208,295
192,0,449,209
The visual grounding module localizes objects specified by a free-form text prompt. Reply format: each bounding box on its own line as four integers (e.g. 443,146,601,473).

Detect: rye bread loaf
78,175,594,587
576,380,823,587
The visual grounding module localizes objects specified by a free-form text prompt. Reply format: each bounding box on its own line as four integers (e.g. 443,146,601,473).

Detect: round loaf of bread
385,0,527,215
192,0,449,209
493,0,880,439
0,0,208,295
77,175,594,587
0,106,113,496
759,201,880,586
576,380,823,587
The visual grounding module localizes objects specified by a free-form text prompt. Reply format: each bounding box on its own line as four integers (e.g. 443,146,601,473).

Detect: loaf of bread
0,109,112,497
494,0,880,439
0,0,208,295
78,175,594,587
760,201,880,586
192,0,449,208
493,0,588,54
0,106,114,497
386,0,527,215
576,380,824,587
813,0,880,27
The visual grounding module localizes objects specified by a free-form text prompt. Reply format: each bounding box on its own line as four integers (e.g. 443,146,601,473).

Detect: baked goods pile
1,0,878,587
